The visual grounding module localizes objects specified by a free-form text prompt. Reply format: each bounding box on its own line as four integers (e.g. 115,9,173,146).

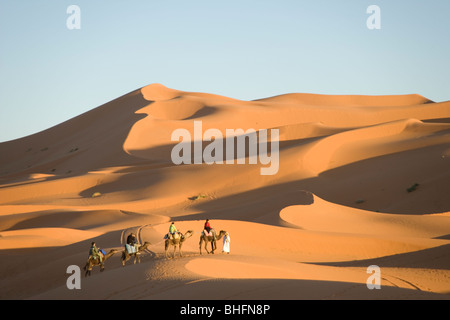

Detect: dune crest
255,92,433,107
141,83,182,101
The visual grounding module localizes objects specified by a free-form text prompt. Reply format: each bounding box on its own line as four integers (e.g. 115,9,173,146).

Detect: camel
199,230,227,255
121,241,150,266
83,249,118,277
165,230,194,258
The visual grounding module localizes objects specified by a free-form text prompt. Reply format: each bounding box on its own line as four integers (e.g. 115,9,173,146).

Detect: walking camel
165,230,194,258
199,230,227,255
84,249,118,277
121,241,150,266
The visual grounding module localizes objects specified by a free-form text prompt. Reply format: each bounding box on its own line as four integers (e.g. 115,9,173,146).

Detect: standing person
222,232,231,254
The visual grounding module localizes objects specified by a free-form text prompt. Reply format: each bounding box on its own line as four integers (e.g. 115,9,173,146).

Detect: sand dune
0,227,101,250
303,118,450,174
280,194,450,238
0,84,449,300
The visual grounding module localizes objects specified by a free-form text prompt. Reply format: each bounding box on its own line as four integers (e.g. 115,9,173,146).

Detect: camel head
217,230,227,239
140,241,150,251
183,230,194,239
176,231,194,243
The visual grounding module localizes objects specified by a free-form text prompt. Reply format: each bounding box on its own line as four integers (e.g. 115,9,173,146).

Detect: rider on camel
204,219,215,239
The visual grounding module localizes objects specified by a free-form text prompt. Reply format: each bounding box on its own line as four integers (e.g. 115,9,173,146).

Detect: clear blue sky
1,0,449,142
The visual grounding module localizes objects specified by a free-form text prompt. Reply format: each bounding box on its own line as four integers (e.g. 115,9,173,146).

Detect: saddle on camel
203,219,216,239
125,232,140,254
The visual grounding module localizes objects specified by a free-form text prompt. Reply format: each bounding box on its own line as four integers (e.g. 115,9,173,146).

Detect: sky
0,0,449,142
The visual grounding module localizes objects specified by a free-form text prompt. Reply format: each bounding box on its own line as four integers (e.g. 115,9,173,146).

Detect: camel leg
121,251,128,266
87,262,94,277
136,252,141,264
179,243,183,258
199,238,203,255
84,263,90,277
165,240,169,259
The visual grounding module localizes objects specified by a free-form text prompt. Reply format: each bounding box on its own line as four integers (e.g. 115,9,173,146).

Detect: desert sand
0,83,449,300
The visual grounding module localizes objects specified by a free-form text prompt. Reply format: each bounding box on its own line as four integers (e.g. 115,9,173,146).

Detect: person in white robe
222,232,231,254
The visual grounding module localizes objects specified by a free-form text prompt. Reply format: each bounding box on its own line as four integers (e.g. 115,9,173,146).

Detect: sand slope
0,84,449,300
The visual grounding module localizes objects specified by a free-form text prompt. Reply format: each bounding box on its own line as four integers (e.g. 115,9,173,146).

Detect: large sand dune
0,84,449,300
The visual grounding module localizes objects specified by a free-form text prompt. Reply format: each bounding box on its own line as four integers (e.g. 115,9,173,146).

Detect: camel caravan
84,220,230,276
